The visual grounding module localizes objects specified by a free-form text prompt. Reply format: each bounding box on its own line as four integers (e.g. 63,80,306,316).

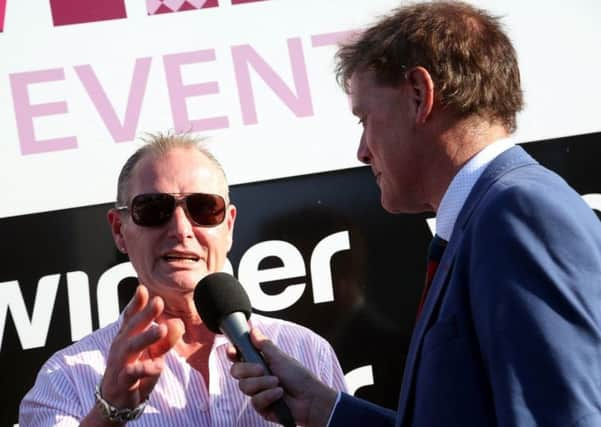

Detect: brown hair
116,131,228,207
335,1,523,132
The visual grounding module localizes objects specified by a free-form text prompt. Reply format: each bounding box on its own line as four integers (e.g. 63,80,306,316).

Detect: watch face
96,400,110,417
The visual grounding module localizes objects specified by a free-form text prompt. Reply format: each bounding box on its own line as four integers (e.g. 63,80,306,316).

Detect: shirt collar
436,137,515,241
116,311,240,349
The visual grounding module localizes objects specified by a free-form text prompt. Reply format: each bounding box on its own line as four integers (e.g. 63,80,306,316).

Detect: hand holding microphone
194,272,297,427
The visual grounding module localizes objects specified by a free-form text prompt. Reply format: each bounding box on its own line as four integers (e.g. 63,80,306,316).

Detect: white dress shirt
436,138,514,241
20,314,347,426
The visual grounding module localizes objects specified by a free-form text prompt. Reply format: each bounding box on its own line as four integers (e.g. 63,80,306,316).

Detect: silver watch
94,383,148,423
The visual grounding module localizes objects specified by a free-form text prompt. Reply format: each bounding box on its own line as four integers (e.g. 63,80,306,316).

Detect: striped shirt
19,314,347,426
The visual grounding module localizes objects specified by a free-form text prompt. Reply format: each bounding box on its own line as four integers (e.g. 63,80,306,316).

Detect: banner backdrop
1,0,600,218
1,0,601,426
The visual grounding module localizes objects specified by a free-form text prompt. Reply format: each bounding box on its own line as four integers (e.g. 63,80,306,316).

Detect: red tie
416,234,448,318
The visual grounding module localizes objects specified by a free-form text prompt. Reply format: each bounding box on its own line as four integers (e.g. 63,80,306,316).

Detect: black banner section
1,131,600,425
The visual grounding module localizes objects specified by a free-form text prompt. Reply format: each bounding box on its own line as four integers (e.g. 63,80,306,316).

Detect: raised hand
100,285,184,410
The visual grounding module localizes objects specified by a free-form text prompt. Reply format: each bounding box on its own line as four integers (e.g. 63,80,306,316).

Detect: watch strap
94,382,148,423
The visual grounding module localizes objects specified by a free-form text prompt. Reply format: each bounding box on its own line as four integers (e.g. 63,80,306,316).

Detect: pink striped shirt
19,314,347,426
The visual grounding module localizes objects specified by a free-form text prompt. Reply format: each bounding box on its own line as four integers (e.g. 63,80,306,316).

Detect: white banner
1,0,600,218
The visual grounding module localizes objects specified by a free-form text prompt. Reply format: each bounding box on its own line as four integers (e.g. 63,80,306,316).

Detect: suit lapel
395,146,537,426
395,227,461,426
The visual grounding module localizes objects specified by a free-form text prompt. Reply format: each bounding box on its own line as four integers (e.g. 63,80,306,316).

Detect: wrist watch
94,383,148,423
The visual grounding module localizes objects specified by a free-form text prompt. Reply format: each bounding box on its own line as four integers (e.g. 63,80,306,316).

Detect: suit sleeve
328,392,396,427
469,178,601,427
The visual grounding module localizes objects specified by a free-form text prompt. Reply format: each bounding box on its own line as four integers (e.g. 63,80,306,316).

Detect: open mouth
162,252,200,262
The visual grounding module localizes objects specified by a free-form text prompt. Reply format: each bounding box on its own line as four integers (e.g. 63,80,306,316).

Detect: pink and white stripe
19,314,347,426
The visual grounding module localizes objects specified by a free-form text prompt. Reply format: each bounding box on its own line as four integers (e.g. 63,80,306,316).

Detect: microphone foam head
194,272,252,333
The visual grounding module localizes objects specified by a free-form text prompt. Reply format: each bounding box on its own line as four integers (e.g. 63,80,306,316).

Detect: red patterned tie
416,234,448,318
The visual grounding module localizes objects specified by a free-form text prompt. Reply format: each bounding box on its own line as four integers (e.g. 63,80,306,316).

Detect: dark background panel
0,131,600,426
228,166,430,410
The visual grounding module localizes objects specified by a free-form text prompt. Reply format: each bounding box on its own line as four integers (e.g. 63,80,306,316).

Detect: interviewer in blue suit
229,1,601,426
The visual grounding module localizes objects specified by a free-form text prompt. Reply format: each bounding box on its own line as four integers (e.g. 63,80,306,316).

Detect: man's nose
168,205,194,240
357,132,371,164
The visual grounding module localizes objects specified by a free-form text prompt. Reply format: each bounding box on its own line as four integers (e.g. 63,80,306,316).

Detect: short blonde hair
116,132,228,206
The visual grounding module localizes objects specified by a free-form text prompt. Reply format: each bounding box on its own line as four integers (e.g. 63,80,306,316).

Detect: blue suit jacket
330,146,601,427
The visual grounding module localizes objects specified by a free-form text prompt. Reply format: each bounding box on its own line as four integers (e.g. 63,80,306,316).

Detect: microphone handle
221,314,296,427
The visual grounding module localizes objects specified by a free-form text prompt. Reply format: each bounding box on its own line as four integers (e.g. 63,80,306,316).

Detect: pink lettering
232,38,313,125
10,69,77,155
163,49,229,132
74,58,152,143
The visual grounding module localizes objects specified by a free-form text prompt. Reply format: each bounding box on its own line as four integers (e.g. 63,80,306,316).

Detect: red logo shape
0,0,6,32
50,0,127,26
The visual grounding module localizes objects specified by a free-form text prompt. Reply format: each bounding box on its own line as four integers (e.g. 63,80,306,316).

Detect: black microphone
194,272,296,427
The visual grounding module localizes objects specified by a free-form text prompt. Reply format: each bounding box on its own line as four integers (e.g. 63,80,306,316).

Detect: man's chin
381,195,427,215
380,194,403,214
160,271,206,291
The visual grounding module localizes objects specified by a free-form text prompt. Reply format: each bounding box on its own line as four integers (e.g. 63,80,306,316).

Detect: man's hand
228,328,338,427
101,285,184,409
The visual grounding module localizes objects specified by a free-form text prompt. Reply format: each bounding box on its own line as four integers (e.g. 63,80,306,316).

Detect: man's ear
225,204,237,253
405,66,434,125
107,209,127,253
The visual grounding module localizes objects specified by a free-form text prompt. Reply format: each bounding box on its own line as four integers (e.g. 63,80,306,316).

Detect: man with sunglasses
20,133,347,426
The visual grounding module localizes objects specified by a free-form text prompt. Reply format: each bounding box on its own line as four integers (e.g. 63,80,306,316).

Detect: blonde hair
116,132,228,206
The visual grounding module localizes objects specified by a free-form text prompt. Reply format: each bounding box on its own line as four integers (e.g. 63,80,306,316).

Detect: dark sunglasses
116,192,227,227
